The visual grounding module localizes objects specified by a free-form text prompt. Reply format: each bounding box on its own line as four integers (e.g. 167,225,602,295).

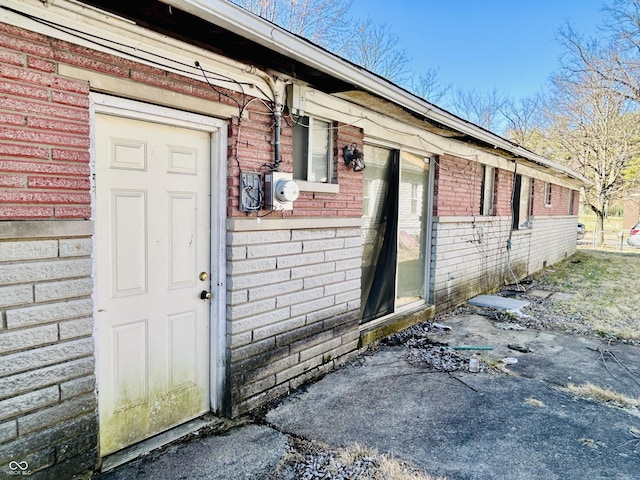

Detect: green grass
528,250,640,343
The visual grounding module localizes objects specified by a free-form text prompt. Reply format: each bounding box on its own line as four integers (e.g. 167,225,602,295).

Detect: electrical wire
1,6,255,89
195,60,243,110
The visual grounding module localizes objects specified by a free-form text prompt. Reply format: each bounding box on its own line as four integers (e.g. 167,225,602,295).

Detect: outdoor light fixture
343,143,365,172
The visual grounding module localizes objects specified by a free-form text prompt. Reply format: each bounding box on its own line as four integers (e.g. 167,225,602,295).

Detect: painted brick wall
0,17,366,477
0,24,91,220
0,233,97,478
528,216,577,272
494,168,514,216
227,119,364,218
434,156,580,221
0,22,366,221
433,155,483,217
531,180,573,216
431,215,578,313
431,154,580,311
226,225,362,416
431,218,514,312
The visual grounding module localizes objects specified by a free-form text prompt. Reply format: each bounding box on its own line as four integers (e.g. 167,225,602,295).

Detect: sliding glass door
397,151,430,307
361,146,431,324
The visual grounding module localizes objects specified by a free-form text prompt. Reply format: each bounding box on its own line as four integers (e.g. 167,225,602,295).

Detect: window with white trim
480,165,495,215
544,182,552,206
512,174,532,230
568,189,575,215
292,116,333,183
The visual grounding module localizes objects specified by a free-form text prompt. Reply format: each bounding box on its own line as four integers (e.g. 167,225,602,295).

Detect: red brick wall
433,156,578,218
572,190,580,216
0,22,363,221
0,24,91,220
291,123,363,218
432,154,482,216
623,198,639,229
494,168,514,216
531,179,573,216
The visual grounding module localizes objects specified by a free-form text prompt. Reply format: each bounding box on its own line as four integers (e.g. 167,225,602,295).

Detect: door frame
90,93,228,414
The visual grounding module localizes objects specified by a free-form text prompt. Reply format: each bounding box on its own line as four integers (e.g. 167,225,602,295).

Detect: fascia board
161,1,590,184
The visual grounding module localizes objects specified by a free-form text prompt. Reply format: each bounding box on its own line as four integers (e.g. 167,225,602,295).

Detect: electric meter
265,172,299,210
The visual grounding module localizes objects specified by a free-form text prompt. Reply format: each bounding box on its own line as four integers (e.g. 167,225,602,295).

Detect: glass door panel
397,152,429,307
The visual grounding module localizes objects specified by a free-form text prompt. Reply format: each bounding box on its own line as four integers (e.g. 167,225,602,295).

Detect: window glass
292,116,309,180
568,190,575,215
361,145,397,322
544,182,552,206
293,116,331,183
310,118,330,182
512,174,532,230
397,151,429,307
480,165,495,215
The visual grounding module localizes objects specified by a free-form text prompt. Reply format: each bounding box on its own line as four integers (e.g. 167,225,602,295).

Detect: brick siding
0,229,97,478
226,225,362,416
0,12,584,480
433,155,483,217
431,216,577,313
1,22,364,221
0,24,90,220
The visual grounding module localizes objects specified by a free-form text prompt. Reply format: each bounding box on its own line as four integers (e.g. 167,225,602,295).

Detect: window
363,180,372,217
397,151,430,308
410,183,419,214
512,174,532,230
292,116,332,183
568,189,575,215
544,182,552,206
480,165,495,215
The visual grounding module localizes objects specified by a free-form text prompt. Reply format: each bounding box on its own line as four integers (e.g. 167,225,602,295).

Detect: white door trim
90,92,228,413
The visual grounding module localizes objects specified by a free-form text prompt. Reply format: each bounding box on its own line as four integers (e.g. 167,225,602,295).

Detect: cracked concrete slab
467,294,530,310
528,289,554,299
94,313,640,480
549,292,575,301
267,314,640,480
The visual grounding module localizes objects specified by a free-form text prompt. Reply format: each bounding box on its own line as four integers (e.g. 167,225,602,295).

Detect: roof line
162,0,587,183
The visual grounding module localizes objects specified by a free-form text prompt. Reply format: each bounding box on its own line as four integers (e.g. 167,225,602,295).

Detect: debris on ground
494,322,527,331
407,345,471,371
266,437,445,480
432,323,451,331
508,344,533,353
625,427,640,453
383,322,480,372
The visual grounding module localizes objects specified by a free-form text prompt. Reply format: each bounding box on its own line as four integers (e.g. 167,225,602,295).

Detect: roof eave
162,0,589,185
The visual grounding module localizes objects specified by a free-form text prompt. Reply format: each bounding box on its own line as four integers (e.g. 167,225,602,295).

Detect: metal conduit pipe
255,72,285,171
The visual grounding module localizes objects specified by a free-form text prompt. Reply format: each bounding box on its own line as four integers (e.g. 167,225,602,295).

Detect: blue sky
349,0,606,100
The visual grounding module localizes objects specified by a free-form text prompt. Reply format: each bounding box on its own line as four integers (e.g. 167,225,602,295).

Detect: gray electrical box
240,171,261,212
286,83,307,116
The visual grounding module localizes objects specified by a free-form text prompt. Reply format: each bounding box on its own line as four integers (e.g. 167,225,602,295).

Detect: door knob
200,290,212,300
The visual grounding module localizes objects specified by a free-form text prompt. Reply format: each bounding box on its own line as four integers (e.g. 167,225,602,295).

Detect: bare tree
230,0,352,46
230,1,412,84
501,94,548,149
558,0,640,105
448,87,509,133
545,69,640,245
409,68,451,104
338,18,411,83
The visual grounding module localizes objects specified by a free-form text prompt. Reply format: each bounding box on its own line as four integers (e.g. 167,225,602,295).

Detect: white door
95,112,212,456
